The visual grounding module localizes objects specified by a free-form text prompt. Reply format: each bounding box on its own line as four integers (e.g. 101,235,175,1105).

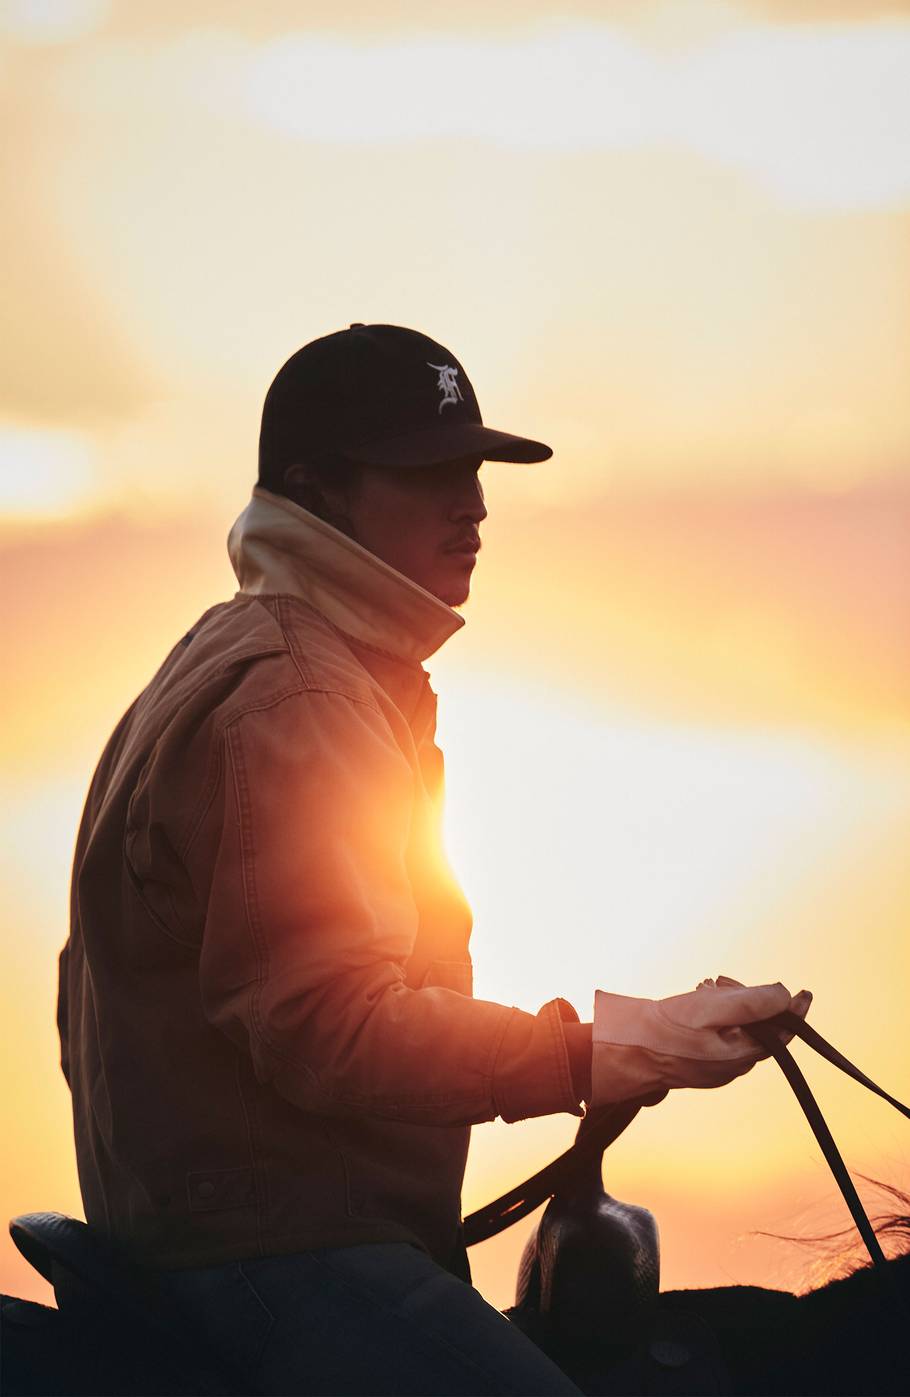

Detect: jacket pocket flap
186,1167,257,1213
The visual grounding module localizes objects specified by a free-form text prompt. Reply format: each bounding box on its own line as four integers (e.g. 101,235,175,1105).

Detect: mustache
443,532,481,553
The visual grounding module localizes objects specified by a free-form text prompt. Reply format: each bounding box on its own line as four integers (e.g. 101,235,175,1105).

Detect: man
59,323,810,1395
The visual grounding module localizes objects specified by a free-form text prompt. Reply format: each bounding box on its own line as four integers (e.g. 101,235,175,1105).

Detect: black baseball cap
258,323,552,490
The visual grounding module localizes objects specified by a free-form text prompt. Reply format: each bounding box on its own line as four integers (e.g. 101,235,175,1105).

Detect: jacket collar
227,486,465,664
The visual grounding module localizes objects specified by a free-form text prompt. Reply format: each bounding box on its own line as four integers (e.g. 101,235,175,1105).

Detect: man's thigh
162,1242,581,1397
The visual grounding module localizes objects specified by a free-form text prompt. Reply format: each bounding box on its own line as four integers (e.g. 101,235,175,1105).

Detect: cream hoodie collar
227,487,464,664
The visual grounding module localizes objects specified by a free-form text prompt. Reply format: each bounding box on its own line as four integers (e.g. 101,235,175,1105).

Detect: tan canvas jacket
58,487,582,1276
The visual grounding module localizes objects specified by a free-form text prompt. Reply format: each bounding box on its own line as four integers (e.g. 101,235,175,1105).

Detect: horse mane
754,1176,910,1290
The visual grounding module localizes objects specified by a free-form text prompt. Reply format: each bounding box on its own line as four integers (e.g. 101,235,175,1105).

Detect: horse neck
566,1140,608,1199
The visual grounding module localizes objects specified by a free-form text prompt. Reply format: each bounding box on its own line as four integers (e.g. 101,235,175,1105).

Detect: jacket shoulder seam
257,593,413,688
321,616,425,672
272,594,314,688
219,682,382,736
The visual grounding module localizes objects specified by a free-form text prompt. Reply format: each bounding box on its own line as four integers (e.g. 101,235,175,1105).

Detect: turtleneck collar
227,486,465,664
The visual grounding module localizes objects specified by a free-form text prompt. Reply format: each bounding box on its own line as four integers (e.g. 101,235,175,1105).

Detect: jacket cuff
491,998,584,1123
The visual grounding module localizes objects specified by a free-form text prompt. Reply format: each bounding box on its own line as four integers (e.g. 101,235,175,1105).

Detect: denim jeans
158,1242,581,1396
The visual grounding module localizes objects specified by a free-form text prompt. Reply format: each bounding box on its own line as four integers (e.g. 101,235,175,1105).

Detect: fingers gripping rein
591,977,813,1106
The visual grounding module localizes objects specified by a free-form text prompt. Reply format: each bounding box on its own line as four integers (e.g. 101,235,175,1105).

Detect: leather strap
761,1012,910,1119
464,1012,909,1264
463,1100,642,1247
744,1012,909,1269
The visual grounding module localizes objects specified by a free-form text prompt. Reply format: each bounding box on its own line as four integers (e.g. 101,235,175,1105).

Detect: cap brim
345,421,552,467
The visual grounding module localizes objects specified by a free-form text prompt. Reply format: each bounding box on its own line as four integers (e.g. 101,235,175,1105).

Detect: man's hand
590,977,812,1107
708,974,812,1048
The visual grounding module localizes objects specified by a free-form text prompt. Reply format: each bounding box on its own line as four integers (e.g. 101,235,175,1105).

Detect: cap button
349,322,365,329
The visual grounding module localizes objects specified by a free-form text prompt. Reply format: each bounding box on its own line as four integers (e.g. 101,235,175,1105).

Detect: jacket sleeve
57,942,70,1087
197,687,582,1127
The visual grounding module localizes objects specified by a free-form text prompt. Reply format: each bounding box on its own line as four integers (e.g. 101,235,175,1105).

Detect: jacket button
196,1179,216,1199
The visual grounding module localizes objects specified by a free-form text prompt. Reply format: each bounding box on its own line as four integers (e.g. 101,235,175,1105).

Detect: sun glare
435,675,907,1014
0,426,96,520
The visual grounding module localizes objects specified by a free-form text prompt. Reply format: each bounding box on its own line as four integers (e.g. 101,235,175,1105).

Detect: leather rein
464,1011,910,1269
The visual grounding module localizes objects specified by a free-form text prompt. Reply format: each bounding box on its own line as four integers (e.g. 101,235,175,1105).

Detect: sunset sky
1,0,909,1315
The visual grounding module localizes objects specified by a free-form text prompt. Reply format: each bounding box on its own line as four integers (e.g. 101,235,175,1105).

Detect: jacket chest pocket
419,959,474,997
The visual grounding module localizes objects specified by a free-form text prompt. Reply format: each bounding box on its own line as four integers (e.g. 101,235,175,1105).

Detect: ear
283,462,347,505
281,462,356,537
281,463,321,514
282,463,312,492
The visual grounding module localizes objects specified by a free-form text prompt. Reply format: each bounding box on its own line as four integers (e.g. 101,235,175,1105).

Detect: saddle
6,1212,229,1396
504,1112,731,1393
5,1203,727,1397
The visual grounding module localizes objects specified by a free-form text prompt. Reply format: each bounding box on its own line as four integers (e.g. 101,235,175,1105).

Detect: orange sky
1,0,909,1316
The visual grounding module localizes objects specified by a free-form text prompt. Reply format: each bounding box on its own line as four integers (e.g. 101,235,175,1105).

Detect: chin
434,587,470,608
435,576,472,607
429,564,474,608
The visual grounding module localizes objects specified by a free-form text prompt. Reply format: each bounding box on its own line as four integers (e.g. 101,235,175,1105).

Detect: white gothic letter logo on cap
427,362,464,415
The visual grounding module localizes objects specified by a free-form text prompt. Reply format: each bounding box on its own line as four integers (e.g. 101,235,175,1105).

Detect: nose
450,469,487,525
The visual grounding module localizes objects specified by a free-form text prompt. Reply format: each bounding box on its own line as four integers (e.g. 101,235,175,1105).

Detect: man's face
343,455,487,607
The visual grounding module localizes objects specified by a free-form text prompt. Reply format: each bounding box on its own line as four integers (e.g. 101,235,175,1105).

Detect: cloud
0,215,158,427
0,0,110,45
0,62,159,426
12,16,910,212
2,482,907,784
0,509,231,774
238,20,910,210
42,0,910,43
460,479,910,734
1,12,906,491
